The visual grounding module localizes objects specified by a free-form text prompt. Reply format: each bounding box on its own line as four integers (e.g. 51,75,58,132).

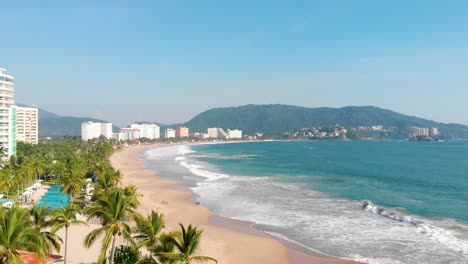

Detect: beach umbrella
0,194,4,199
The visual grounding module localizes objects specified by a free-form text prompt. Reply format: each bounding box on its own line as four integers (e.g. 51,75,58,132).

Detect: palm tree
51,203,88,264
84,188,139,264
30,205,63,253
0,167,15,198
170,224,217,264
0,205,48,263
60,160,85,202
134,211,166,250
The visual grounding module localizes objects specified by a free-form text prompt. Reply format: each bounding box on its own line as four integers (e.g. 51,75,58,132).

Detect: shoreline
111,143,362,264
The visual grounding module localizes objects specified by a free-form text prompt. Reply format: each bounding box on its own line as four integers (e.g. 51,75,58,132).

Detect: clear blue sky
2,1,468,127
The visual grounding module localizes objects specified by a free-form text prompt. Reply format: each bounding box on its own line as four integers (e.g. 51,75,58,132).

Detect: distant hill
183,104,468,138
19,104,119,138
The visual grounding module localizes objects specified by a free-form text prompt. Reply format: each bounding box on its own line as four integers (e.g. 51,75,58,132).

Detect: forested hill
183,104,468,138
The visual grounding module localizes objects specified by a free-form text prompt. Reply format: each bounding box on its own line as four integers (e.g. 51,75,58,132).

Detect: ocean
142,140,468,264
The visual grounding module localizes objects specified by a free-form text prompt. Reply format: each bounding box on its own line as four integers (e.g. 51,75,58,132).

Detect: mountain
19,104,119,138
183,104,468,138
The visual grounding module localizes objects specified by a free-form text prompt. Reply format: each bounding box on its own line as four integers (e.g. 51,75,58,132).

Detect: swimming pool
36,185,70,209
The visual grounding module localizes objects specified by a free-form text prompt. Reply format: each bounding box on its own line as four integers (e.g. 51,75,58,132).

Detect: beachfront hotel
176,126,189,138
165,128,176,138
15,106,38,144
81,121,113,141
129,123,160,139
0,68,17,158
227,129,242,139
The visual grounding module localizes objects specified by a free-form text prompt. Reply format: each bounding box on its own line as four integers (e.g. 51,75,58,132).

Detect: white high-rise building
129,123,160,139
81,121,113,141
0,68,16,158
165,128,176,139
227,129,242,139
207,128,219,138
15,106,38,144
120,128,140,141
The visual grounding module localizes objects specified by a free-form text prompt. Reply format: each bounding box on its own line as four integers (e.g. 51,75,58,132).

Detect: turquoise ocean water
144,140,468,264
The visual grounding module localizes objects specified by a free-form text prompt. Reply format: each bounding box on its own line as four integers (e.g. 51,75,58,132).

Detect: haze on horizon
2,1,468,127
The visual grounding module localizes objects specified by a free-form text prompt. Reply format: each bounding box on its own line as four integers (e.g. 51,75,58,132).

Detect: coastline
110,143,362,264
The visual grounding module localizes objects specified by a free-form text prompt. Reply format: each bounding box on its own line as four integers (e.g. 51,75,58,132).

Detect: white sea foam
362,200,468,254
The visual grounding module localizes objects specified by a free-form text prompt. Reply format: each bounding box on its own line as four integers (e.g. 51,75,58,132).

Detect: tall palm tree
170,224,217,264
0,205,48,264
60,161,85,202
84,188,139,264
30,205,63,253
51,203,88,264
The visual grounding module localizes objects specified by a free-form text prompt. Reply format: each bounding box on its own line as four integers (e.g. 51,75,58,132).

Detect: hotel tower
0,68,16,158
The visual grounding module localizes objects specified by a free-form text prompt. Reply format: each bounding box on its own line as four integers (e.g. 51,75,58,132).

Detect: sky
2,0,468,127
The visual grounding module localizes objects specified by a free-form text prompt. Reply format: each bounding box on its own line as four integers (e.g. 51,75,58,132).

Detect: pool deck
22,185,49,209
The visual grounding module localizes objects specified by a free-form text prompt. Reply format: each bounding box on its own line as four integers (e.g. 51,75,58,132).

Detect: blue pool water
36,185,70,209
144,140,468,264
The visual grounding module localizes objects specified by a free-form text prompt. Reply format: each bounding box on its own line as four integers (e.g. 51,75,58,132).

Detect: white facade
15,106,38,144
207,128,218,138
129,123,160,139
431,127,440,136
120,128,140,141
81,121,113,141
227,129,242,139
100,123,113,139
410,126,429,137
165,128,176,139
112,132,125,142
0,68,16,158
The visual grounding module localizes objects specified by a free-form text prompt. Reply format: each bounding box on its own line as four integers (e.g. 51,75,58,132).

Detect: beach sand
110,144,362,264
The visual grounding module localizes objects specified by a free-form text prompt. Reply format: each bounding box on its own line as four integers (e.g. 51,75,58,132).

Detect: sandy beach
110,144,362,264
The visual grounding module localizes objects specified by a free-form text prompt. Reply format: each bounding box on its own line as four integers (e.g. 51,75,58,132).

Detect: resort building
431,127,440,136
120,128,140,141
0,68,16,158
81,121,113,141
176,126,189,138
227,129,242,139
129,123,160,139
410,126,429,137
112,132,125,142
207,128,219,138
165,128,176,139
15,106,38,144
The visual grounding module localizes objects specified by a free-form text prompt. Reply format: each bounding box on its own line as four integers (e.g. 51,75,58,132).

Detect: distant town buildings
176,126,189,138
431,127,440,136
0,68,16,158
81,121,113,141
15,106,38,144
165,128,176,139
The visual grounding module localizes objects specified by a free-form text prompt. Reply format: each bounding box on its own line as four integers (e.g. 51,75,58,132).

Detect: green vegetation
183,104,468,138
0,139,216,264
